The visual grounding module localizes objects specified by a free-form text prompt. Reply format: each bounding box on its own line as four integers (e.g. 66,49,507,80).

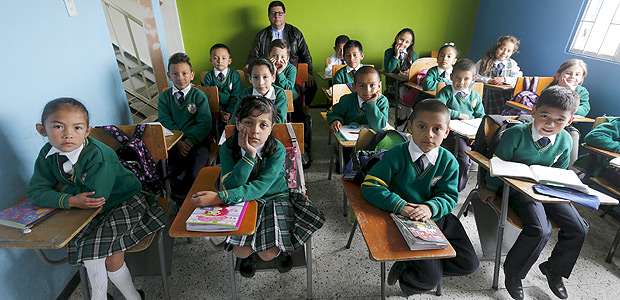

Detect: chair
437,81,484,96
332,64,346,78
200,71,208,85
406,57,438,82
224,123,314,300
512,77,554,97
297,63,309,86
431,50,439,58
195,85,222,165
88,124,171,300
332,83,352,105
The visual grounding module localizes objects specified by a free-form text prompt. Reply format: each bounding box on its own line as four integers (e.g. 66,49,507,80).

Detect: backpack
101,125,163,194
501,76,540,116
398,69,429,108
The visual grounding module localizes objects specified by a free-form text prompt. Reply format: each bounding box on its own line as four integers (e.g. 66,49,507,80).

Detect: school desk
321,112,357,180
403,81,437,96
316,71,328,81
465,150,618,290
341,178,456,299
484,83,515,90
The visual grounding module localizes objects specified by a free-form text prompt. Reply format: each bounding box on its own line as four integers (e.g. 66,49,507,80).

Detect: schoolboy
332,40,365,85
479,86,587,300
361,100,479,295
158,52,212,200
203,43,242,125
435,59,484,191
327,66,389,132
325,35,350,78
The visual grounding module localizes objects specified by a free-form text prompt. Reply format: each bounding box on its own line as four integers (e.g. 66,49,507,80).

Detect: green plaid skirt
67,192,165,266
482,86,513,115
226,190,325,253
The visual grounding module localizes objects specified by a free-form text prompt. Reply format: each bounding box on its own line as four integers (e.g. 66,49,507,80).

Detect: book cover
449,118,482,137
610,157,620,168
390,213,449,251
533,185,600,210
0,198,57,230
186,201,248,232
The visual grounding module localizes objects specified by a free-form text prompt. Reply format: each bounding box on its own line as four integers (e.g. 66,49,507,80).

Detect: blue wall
0,1,130,299
470,0,620,118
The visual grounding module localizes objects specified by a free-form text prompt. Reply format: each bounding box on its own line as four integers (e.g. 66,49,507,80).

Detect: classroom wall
469,0,620,118
0,1,130,299
176,0,481,105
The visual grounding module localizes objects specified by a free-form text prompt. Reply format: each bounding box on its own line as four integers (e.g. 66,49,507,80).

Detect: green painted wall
177,0,480,105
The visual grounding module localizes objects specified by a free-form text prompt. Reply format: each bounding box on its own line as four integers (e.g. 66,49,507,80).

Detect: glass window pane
612,2,620,23
583,0,604,21
571,22,593,52
599,24,620,57
584,0,618,53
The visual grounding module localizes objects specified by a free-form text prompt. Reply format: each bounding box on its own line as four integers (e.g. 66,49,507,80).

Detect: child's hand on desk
478,187,496,203
458,113,470,120
400,203,432,222
488,77,506,85
177,140,191,157
238,127,258,158
191,191,223,207
329,120,342,132
68,191,105,209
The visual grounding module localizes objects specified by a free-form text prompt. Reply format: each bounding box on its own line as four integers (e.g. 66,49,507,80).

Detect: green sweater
419,66,450,102
435,86,485,119
577,117,620,176
333,64,365,85
27,137,142,212
203,68,243,113
361,142,459,220
274,63,299,100
230,86,288,124
485,123,572,192
217,138,288,205
383,48,419,73
157,86,212,148
326,92,389,130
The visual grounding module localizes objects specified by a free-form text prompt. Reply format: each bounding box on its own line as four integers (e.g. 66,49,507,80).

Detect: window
570,0,620,62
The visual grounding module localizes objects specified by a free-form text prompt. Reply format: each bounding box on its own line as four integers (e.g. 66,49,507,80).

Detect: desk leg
157,231,171,300
492,184,510,290
453,135,460,157
338,145,345,175
306,238,312,300
346,219,358,249
328,143,335,180
381,262,386,300
229,251,237,300
342,189,348,217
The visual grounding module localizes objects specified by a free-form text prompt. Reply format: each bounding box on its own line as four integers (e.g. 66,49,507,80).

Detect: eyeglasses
269,11,285,16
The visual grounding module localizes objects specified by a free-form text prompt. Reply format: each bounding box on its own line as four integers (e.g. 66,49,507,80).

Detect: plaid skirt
482,87,513,115
226,190,325,253
67,192,165,266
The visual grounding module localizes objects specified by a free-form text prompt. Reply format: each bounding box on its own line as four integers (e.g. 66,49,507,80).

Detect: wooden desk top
583,144,620,159
381,71,409,82
169,167,258,237
321,87,333,103
166,130,184,151
0,201,101,249
484,83,515,90
341,178,456,261
404,82,436,96
320,112,358,147
466,151,618,205
316,71,329,81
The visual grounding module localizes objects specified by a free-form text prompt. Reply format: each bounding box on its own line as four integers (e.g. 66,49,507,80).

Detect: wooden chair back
431,50,438,58
200,71,208,85
237,70,246,89
332,84,352,105
297,63,309,83
195,85,220,113
436,82,484,96
90,124,168,160
512,77,554,97
285,90,294,113
482,115,518,146
332,65,346,77
354,129,375,151
592,116,615,130
407,57,438,81
224,123,304,154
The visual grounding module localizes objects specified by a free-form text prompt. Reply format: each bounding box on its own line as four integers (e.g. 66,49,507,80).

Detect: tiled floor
70,108,620,299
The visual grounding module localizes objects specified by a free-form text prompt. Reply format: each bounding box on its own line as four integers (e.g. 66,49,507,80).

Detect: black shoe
387,262,406,286
539,262,568,299
239,254,256,278
276,253,293,273
505,273,524,300
138,289,145,300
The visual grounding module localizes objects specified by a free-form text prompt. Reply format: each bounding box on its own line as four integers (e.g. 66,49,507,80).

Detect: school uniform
230,86,288,124
361,141,478,294
575,117,620,180
475,58,523,114
383,48,418,75
274,63,299,100
418,66,453,102
27,137,165,265
220,139,325,252
332,64,364,85
485,123,588,279
325,53,346,78
326,92,390,130
203,67,243,114
543,85,591,117
436,85,484,191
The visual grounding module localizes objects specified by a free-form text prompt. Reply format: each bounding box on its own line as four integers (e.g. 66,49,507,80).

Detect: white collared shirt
451,85,471,98
357,95,366,110
325,53,346,78
408,140,439,170
531,125,556,145
252,86,276,100
345,64,362,74
241,143,265,159
437,66,452,79
214,68,229,80
271,27,285,41
474,59,522,84
172,84,192,101
46,144,84,174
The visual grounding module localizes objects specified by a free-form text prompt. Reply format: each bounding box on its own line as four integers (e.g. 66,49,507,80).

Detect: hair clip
444,42,455,46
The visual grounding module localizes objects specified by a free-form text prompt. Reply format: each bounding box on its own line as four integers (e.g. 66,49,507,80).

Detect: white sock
107,262,141,300
83,258,108,300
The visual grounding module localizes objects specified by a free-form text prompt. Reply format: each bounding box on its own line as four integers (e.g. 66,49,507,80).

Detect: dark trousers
397,214,479,295
441,132,471,192
290,97,313,160
169,139,210,201
504,193,589,279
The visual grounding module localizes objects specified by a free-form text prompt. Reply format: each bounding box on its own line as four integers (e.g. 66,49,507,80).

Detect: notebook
186,201,249,232
390,213,450,251
0,198,57,230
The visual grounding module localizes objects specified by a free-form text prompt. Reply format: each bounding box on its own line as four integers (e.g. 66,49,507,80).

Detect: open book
186,201,248,232
0,198,56,230
390,213,450,251
338,123,396,141
610,157,620,168
449,118,482,137
490,157,590,194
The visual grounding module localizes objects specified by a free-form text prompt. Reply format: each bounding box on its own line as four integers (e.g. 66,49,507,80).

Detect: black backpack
101,124,163,194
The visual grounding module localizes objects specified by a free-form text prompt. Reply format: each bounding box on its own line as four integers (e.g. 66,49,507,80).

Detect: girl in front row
27,98,165,300
191,96,325,278
475,34,523,114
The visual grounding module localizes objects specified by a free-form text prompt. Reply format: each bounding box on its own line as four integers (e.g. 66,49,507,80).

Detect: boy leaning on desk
361,99,479,296
478,86,586,300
